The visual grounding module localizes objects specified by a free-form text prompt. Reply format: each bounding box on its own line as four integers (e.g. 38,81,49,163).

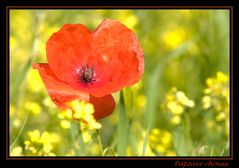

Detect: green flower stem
70,121,85,155
96,129,104,156
77,122,86,155
103,148,115,156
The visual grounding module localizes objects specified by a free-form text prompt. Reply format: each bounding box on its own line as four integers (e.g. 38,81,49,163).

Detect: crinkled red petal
32,63,115,120
45,19,144,98
46,24,92,86
89,94,115,120
88,19,144,97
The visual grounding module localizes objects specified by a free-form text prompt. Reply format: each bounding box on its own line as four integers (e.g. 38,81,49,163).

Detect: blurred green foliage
9,9,230,156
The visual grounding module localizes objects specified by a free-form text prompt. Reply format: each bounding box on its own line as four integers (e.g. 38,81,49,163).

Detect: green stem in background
70,121,85,155
10,11,46,103
142,121,151,156
10,113,29,150
96,129,104,155
117,90,128,156
172,112,193,156
146,35,199,127
103,148,115,156
77,122,86,155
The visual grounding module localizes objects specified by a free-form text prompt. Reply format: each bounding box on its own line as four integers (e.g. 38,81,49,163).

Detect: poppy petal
33,63,115,120
46,24,92,85
90,94,115,120
32,63,90,108
88,19,144,97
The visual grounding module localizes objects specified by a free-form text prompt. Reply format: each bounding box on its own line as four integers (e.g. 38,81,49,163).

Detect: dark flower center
78,64,96,86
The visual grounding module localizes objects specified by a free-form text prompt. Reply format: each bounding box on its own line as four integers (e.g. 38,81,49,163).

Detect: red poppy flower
33,19,144,120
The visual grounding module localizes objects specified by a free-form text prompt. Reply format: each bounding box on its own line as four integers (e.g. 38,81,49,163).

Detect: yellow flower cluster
148,128,176,156
10,146,23,156
24,129,60,156
163,87,195,125
202,71,229,135
202,71,229,114
58,100,101,131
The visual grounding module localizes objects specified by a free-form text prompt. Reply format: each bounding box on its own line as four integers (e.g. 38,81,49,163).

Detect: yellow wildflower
24,129,59,156
167,101,184,115
10,146,23,156
202,71,229,133
171,115,181,125
28,129,40,142
163,87,195,126
162,27,187,49
202,96,212,109
25,101,41,115
59,100,102,131
148,128,175,156
60,120,71,129
217,71,228,82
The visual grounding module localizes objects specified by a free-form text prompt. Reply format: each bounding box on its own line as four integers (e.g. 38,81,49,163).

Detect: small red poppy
33,19,144,120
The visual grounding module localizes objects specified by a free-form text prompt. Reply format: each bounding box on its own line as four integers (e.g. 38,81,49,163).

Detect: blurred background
9,9,230,156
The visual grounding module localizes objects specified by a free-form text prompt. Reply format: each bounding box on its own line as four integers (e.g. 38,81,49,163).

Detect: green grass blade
10,113,29,150
146,35,199,127
103,147,115,156
142,122,151,156
117,90,128,156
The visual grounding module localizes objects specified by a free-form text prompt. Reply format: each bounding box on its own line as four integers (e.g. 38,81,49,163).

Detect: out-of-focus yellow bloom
217,71,228,82
43,97,56,108
148,128,175,156
166,151,177,156
10,36,17,49
27,70,44,93
202,96,212,109
137,139,155,156
28,130,40,142
60,120,71,129
161,132,172,145
162,27,187,49
162,87,195,125
171,115,181,125
47,152,56,156
43,143,53,153
82,132,92,143
10,146,23,156
122,15,138,30
167,101,183,115
59,100,101,131
13,119,21,128
41,24,60,42
156,145,165,153
126,146,134,156
24,129,59,156
39,131,51,143
10,104,15,117
89,143,101,155
65,109,73,119
58,112,65,119
202,71,229,138
25,101,41,115
136,94,147,108
176,91,195,107
117,11,138,30
215,112,226,122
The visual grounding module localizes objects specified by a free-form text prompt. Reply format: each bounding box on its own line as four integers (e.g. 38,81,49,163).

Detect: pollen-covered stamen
78,64,96,86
